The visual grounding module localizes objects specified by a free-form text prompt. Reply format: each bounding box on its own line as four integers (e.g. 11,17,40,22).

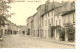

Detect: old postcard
0,0,75,48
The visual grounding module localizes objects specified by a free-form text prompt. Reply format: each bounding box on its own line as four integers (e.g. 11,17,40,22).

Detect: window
42,21,44,26
42,18,44,26
45,20,47,26
46,13,48,17
56,30,57,38
51,18,53,25
48,13,50,17
45,30,46,36
56,20,57,26
48,19,50,25
45,30,47,36
46,14,47,18
45,20,46,26
42,20,43,27
52,11,53,15
36,30,37,35
34,30,35,36
43,15,45,18
57,15,59,18
46,20,47,26
73,13,75,23
59,19,61,25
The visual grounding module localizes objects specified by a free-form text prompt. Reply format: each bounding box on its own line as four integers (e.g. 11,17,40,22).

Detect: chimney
45,0,50,12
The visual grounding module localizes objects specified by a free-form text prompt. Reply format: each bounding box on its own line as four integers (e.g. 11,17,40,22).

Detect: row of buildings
26,0,75,42
0,19,27,38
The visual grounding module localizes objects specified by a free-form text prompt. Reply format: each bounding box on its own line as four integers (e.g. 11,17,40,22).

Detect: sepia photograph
0,0,75,48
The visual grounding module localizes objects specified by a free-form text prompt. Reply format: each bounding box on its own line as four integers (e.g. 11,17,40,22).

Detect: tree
0,0,13,38
66,24,75,41
56,25,65,41
56,25,62,33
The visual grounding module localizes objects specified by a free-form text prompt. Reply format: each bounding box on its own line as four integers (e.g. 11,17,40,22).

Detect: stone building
40,0,63,39
36,4,46,37
40,1,75,41
33,13,38,37
0,19,19,38
26,0,75,42
56,1,75,41
5,20,18,35
26,16,32,36
61,9,75,41
17,25,27,35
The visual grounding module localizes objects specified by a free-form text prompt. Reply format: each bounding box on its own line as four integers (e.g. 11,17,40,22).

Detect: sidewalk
31,36,75,46
41,38,75,46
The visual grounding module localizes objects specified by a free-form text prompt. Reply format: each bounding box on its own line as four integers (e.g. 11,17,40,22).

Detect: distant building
0,19,27,36
33,13,38,37
18,25,27,35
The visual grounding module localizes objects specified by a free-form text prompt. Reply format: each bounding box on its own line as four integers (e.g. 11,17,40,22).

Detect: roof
27,16,33,20
61,9,75,16
37,5,41,10
7,20,15,25
41,1,63,17
33,13,37,17
41,1,75,17
41,8,54,17
37,4,45,10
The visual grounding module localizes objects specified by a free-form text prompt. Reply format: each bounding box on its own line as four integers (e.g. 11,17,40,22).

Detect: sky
8,0,74,25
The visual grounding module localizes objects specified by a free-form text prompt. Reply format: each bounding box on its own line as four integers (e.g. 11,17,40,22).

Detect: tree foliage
56,25,65,41
56,25,62,33
66,24,75,41
0,0,12,27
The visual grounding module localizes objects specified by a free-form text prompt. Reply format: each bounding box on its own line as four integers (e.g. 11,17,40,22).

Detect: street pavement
1,34,75,48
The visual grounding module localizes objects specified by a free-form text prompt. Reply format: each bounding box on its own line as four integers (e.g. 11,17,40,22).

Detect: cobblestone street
1,34,74,48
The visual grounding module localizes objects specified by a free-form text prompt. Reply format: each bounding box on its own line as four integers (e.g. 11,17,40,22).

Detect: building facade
26,0,75,42
33,13,38,37
62,9,75,41
26,16,32,36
